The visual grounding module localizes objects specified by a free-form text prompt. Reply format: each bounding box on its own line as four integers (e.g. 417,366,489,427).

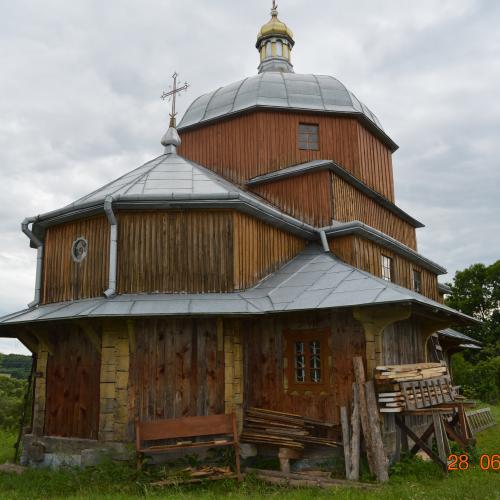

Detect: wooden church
0,4,476,466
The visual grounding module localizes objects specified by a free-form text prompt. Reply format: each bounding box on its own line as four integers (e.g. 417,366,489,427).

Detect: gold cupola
256,1,295,73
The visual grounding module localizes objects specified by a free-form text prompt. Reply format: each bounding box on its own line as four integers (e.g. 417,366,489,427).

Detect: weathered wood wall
129,318,225,423
179,110,395,201
243,311,365,425
329,235,440,301
117,211,234,294
331,174,417,249
44,324,101,439
250,170,333,227
42,215,109,304
41,210,305,303
232,212,306,289
382,318,425,365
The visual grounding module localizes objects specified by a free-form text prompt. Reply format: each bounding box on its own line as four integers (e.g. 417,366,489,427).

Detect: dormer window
298,123,319,150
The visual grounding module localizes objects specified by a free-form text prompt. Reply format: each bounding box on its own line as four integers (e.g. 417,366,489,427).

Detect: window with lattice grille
286,329,329,391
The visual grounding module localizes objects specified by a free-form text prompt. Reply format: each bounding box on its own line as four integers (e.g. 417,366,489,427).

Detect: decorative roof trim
247,159,424,228
323,221,446,275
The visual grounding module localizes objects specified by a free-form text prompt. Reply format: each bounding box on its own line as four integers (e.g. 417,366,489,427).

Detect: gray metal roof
72,154,230,205
438,328,481,344
247,159,424,228
0,245,477,327
323,221,446,275
29,152,317,239
178,73,397,150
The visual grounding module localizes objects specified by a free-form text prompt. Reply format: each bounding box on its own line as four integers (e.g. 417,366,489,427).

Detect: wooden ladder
466,408,496,434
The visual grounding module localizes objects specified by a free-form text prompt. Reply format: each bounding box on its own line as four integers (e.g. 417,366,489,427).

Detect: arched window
276,41,283,57
266,41,272,57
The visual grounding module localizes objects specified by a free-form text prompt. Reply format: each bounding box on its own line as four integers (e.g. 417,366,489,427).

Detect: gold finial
161,72,189,128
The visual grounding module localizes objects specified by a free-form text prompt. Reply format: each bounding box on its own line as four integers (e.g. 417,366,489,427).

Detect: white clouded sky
1,0,499,354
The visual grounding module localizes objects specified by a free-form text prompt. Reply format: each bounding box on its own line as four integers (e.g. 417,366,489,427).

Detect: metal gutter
323,221,446,275
27,192,318,240
21,218,43,307
247,159,424,228
103,196,117,298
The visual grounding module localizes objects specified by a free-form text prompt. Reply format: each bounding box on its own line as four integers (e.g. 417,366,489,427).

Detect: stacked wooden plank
241,407,340,450
375,363,453,412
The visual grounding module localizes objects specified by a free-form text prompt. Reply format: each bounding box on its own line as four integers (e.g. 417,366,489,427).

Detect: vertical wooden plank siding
250,170,333,227
243,311,365,426
178,110,395,201
232,212,306,289
42,215,109,304
382,318,425,366
130,318,224,423
331,173,417,249
329,235,440,301
356,125,395,201
117,210,234,294
44,325,101,439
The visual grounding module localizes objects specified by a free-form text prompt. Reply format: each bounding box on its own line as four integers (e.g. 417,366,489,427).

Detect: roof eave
178,105,399,152
247,159,423,228
323,221,446,275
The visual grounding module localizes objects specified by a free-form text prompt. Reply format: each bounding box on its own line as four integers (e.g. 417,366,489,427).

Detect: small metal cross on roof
161,72,189,128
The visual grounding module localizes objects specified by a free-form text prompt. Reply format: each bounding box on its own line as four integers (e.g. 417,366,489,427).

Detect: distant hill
0,353,32,380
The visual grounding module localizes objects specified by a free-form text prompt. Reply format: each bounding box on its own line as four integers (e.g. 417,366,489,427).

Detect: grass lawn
0,407,498,500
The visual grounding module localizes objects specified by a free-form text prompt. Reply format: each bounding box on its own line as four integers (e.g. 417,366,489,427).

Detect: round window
71,237,88,263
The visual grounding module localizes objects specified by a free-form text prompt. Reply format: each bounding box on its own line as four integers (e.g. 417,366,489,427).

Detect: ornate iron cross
161,72,189,127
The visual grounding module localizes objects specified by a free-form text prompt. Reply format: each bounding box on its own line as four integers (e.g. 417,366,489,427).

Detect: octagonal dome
178,73,394,147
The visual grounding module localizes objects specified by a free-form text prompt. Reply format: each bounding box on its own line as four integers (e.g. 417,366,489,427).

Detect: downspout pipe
22,217,43,308
103,196,117,298
318,230,330,253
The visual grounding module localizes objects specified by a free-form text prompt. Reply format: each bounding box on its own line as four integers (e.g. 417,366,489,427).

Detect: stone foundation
20,434,133,468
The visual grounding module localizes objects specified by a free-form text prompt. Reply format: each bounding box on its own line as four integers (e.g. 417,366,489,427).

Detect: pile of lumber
151,466,234,486
375,363,451,413
241,407,340,450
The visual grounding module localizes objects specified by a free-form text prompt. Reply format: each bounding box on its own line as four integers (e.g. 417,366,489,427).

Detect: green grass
0,407,499,500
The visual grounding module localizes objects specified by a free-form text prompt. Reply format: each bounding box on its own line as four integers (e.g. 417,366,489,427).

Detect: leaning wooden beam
349,382,361,481
353,357,376,475
365,380,389,482
340,406,351,479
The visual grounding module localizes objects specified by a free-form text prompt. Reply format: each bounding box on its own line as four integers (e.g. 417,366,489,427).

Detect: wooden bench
135,413,241,480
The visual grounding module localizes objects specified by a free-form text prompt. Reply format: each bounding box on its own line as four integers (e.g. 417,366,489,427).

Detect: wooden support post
340,406,351,479
77,320,101,354
224,320,243,432
432,411,450,465
353,306,411,379
395,415,447,471
99,320,130,442
32,342,49,436
349,382,361,481
18,330,38,353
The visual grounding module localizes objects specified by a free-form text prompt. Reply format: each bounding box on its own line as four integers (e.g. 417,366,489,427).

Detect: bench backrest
136,414,236,447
